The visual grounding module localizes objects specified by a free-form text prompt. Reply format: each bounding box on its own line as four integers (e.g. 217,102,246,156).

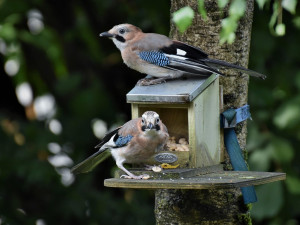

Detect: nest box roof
127,74,218,103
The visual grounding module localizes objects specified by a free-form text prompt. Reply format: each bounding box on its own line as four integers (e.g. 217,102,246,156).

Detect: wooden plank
131,104,139,118
126,75,218,103
219,85,225,162
104,171,286,189
189,77,220,168
114,164,223,180
130,103,188,108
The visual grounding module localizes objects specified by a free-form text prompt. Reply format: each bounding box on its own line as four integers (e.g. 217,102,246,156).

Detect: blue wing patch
138,51,170,67
114,134,133,147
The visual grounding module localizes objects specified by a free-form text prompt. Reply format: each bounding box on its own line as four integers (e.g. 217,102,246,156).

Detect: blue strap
221,105,257,204
221,105,251,128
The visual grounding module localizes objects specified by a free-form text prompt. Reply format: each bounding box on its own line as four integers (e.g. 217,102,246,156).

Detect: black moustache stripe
142,125,146,131
115,35,125,43
155,124,160,131
141,125,160,131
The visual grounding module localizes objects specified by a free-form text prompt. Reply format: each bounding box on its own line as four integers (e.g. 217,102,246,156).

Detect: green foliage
198,0,208,20
172,0,299,43
219,0,247,44
256,0,269,9
0,0,170,224
218,0,229,9
282,0,298,14
248,7,300,224
172,6,195,33
251,182,284,220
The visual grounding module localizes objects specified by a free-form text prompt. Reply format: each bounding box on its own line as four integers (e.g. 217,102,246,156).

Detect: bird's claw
136,78,166,86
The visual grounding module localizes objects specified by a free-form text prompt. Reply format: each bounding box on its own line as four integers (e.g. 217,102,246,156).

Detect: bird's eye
119,29,125,34
141,119,145,124
156,118,160,123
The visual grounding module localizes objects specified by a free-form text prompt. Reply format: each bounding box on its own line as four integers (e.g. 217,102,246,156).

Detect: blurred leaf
269,137,294,163
282,0,297,14
269,1,280,35
220,17,237,44
0,23,17,41
220,0,246,44
246,123,267,151
293,16,300,28
286,175,300,194
55,74,82,96
273,97,300,129
249,136,293,171
295,72,300,90
249,148,272,171
251,182,284,220
275,23,286,36
172,6,195,33
218,0,229,9
198,0,207,20
272,87,287,100
256,0,269,9
229,0,246,19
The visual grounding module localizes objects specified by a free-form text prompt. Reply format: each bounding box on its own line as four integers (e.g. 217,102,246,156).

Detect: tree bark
154,0,254,224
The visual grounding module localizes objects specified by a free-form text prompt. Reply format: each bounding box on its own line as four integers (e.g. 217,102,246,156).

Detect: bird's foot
136,77,166,86
120,174,150,180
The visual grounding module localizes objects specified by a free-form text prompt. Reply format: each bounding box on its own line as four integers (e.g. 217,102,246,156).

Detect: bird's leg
116,161,150,179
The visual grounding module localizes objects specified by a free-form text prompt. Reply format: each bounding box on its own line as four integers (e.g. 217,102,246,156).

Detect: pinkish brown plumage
100,24,266,86
71,111,169,179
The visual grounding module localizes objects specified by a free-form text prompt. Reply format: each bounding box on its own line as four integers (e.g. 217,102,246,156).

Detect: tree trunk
154,0,254,224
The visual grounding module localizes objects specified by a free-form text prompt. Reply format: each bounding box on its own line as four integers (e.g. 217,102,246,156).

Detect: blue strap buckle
221,104,251,128
221,104,257,204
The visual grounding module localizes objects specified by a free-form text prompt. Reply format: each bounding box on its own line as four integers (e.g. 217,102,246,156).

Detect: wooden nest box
104,74,285,189
127,74,221,169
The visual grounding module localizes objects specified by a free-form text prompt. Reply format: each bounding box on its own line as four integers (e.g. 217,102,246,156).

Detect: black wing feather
166,58,223,76
71,127,122,174
159,41,222,76
159,40,266,79
71,150,111,174
94,126,121,148
161,40,208,60
201,58,267,79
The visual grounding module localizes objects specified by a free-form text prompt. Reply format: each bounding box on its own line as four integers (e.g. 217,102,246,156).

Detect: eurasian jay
71,111,169,179
100,24,266,86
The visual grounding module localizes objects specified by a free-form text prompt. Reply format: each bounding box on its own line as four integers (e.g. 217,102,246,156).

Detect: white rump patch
176,49,187,56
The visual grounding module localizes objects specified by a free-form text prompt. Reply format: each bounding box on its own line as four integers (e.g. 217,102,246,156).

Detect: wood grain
104,171,286,190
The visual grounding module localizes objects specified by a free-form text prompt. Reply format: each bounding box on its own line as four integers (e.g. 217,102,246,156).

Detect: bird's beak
99,32,115,38
147,123,154,130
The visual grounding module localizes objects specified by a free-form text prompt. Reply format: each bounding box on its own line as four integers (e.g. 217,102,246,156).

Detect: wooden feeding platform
104,74,286,190
104,166,286,189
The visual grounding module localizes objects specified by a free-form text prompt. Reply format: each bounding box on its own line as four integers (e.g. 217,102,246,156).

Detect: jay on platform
100,24,266,86
71,111,169,179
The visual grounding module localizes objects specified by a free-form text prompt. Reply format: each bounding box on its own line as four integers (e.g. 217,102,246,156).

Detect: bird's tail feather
71,150,111,174
202,58,267,79
167,58,225,76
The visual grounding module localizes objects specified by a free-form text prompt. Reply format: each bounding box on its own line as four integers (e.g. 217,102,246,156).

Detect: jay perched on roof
71,111,169,179
100,24,266,86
